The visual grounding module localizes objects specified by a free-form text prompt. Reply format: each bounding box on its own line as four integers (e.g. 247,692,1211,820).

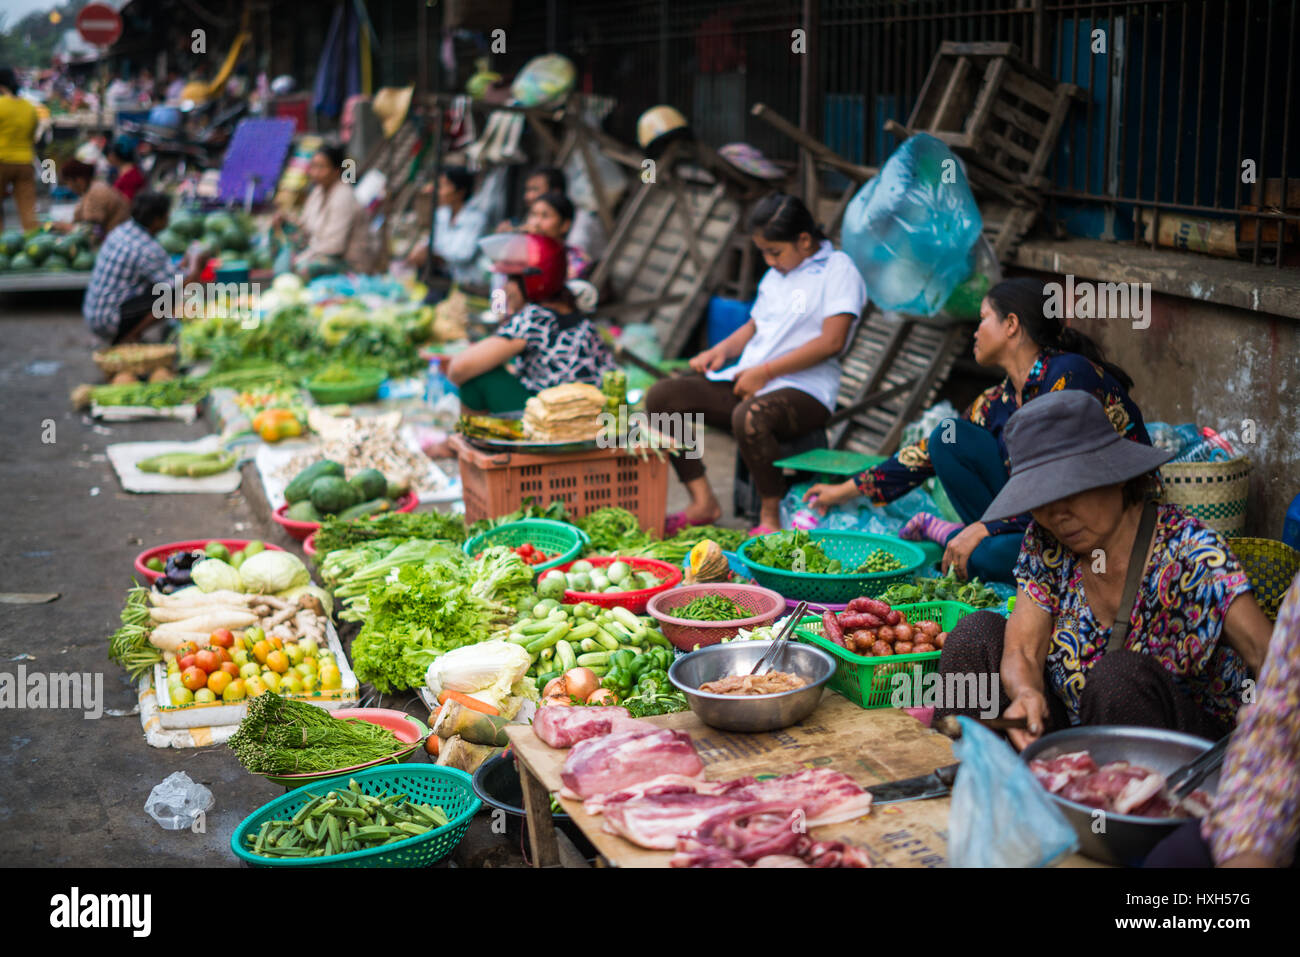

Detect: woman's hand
689,345,730,374
732,364,771,399
943,522,989,580
1219,851,1277,868
804,480,858,514
51,221,74,234
1004,689,1050,751
494,219,516,234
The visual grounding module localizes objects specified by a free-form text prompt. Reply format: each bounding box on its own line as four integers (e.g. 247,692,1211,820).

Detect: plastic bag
779,480,944,535
948,718,1078,867
841,134,983,316
940,235,1002,321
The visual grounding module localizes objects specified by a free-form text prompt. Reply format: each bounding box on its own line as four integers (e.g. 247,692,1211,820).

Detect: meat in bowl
699,671,807,696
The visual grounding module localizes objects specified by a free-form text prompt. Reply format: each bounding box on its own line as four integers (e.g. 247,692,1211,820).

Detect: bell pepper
630,653,655,678
252,408,303,443
636,669,670,697
649,646,674,670
602,666,634,696
609,649,635,671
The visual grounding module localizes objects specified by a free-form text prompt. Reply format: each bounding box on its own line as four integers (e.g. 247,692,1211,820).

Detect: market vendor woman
935,391,1272,744
806,277,1149,584
648,193,867,534
446,233,615,414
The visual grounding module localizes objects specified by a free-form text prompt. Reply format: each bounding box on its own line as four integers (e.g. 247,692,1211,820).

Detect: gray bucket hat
981,390,1173,522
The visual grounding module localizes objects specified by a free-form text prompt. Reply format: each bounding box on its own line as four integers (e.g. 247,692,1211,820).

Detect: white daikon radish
148,630,214,652
152,609,260,634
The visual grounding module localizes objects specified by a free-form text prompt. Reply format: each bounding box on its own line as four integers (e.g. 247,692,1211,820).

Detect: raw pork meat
1028,751,1098,794
603,791,753,850
670,802,872,868
560,728,704,799
531,706,653,749
729,768,874,827
1030,751,1212,819
583,774,753,816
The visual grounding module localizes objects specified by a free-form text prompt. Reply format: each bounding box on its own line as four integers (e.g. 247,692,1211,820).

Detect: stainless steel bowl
668,640,836,733
1021,725,1220,866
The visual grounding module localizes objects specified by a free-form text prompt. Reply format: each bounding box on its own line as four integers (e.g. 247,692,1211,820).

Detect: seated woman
107,139,146,200
276,145,369,278
1146,572,1300,868
525,191,590,279
446,233,615,414
806,277,1149,584
405,166,488,287
54,160,130,241
647,193,867,534
933,390,1273,746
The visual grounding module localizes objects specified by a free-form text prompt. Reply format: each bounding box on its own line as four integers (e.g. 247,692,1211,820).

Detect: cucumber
284,460,344,504
335,497,392,522
285,501,322,522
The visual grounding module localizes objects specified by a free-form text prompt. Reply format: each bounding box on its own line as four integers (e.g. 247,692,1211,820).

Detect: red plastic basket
550,556,682,614
134,539,286,583
272,493,418,542
646,583,786,651
451,435,669,537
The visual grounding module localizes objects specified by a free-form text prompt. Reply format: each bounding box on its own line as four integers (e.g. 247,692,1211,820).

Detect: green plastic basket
738,531,927,603
462,519,589,574
230,764,480,868
304,367,387,404
795,600,977,709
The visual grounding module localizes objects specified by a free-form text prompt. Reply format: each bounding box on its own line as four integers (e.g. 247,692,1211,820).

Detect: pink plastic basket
646,583,786,651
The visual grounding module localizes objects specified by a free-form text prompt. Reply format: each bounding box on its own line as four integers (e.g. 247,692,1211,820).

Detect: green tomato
229,550,245,569
232,649,250,666
204,541,231,562
300,672,319,692
193,688,217,704
239,662,261,680
146,556,165,572
243,540,266,557
295,660,317,678
279,672,304,695
286,644,306,665
170,686,194,705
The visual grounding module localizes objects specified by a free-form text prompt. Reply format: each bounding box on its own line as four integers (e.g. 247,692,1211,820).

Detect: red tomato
220,661,240,677
214,646,232,663
175,641,200,659
209,628,235,649
178,654,197,671
194,650,221,673
181,666,208,692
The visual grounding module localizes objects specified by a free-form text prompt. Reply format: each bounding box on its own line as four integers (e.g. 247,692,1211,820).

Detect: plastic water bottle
424,358,457,404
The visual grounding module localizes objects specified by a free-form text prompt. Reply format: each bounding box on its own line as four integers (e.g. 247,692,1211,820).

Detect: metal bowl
1021,725,1220,866
668,640,836,733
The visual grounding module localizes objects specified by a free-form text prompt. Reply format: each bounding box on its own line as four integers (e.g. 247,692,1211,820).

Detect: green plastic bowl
737,530,927,603
230,764,480,868
304,367,387,404
462,519,589,574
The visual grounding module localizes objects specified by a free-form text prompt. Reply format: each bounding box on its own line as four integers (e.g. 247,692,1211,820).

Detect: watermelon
72,251,95,271
169,211,203,240
219,229,248,251
0,253,10,271
24,236,55,264
0,230,23,256
10,252,33,270
156,229,186,255
201,231,224,251
44,257,68,272
54,235,82,260
204,212,237,235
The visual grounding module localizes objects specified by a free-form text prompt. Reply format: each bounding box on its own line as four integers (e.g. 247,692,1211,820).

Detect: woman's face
523,175,550,207
973,297,1015,366
308,152,337,187
504,277,526,315
526,200,570,240
1029,484,1127,556
752,231,814,275
437,174,463,208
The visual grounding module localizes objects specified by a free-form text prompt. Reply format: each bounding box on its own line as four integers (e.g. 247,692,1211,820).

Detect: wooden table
508,696,966,868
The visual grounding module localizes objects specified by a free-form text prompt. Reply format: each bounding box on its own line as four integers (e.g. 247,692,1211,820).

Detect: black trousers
111,290,161,345
933,610,1231,739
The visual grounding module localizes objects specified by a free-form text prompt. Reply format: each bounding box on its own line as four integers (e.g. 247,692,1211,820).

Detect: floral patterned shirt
1014,503,1253,726
1204,574,1300,866
853,350,1151,536
496,304,616,393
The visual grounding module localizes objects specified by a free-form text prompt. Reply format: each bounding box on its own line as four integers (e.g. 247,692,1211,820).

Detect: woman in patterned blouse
805,278,1150,584
933,391,1273,748
447,233,614,413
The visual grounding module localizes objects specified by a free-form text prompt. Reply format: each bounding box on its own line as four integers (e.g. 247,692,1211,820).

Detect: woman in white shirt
405,166,488,287
647,193,867,534
277,145,368,278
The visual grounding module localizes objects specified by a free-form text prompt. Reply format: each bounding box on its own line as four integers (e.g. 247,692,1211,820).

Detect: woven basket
1228,537,1300,621
92,343,178,379
1159,457,1251,535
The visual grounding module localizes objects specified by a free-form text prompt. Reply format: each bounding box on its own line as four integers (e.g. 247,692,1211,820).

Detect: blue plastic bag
841,134,983,316
948,717,1078,867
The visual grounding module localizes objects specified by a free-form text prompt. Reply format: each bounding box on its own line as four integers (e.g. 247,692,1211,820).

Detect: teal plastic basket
795,600,977,708
230,764,480,868
738,531,927,603
462,519,589,574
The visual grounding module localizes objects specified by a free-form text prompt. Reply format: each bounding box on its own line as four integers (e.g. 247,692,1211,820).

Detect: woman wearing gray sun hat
932,390,1273,749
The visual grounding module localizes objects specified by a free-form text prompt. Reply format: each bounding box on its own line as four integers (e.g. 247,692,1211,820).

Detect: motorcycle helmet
510,54,576,108
270,75,296,95
478,233,568,302
636,105,691,156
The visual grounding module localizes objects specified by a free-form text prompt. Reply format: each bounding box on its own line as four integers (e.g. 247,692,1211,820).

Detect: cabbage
271,272,304,297
423,640,532,710
239,550,310,594
278,584,334,616
191,558,243,593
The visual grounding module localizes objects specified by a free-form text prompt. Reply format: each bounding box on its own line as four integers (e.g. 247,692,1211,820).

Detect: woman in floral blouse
806,278,1150,583
933,391,1273,745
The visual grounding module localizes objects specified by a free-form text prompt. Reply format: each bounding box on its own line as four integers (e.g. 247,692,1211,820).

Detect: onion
587,688,617,705
543,676,567,698
542,694,574,708
563,667,599,702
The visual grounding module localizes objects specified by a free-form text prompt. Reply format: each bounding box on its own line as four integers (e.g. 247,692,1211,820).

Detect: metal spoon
749,600,809,676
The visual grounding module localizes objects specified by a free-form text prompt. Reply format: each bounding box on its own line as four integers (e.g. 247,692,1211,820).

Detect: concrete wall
1021,271,1299,537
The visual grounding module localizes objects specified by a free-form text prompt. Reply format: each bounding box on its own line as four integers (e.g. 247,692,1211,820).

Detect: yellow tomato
318,665,342,690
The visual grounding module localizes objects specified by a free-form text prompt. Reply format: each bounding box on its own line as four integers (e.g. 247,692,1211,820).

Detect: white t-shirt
707,240,868,410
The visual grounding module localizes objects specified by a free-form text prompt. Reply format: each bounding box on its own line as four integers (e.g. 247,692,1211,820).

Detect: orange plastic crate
451,435,669,536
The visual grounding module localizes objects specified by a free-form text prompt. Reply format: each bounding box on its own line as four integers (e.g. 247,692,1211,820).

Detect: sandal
748,524,779,537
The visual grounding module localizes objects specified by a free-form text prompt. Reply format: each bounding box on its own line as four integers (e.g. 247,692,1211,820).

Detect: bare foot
684,502,722,525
